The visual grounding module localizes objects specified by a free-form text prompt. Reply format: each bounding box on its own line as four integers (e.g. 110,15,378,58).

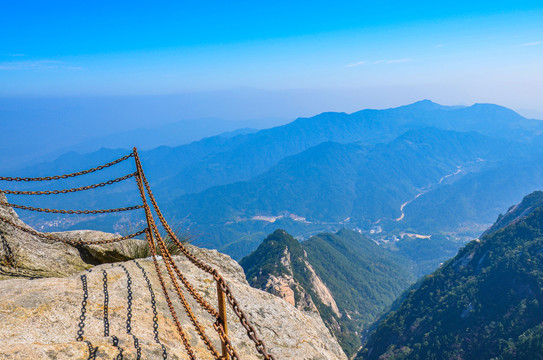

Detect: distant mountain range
6,100,543,262
171,128,523,225
357,191,543,360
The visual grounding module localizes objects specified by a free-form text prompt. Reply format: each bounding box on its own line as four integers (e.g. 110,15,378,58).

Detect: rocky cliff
240,230,339,315
0,194,347,359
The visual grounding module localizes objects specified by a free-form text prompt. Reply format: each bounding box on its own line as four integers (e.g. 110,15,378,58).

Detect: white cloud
0,60,83,71
345,58,410,68
345,60,367,68
518,41,542,47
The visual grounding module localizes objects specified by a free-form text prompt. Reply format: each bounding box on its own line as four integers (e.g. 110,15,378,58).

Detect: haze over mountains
0,95,285,172
5,100,543,263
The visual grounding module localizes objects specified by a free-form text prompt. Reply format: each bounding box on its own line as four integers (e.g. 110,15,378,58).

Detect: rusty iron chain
0,215,147,246
134,260,168,360
77,274,98,360
214,321,239,359
0,172,137,196
119,264,143,360
133,149,275,360
149,223,221,359
145,229,197,360
133,150,225,359
0,201,143,215
137,157,243,360
102,269,125,360
0,153,134,182
168,253,220,318
134,172,196,360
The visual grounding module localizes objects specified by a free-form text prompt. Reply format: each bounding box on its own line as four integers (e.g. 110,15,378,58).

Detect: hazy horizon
2,1,543,170
2,2,542,113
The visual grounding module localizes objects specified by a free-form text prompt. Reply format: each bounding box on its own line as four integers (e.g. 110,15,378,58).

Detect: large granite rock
0,249,347,359
0,196,347,359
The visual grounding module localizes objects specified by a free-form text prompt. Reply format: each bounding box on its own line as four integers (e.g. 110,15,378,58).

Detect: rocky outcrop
481,191,543,237
241,230,339,316
264,273,318,312
0,197,347,359
0,193,139,279
0,193,89,279
0,250,347,359
304,260,341,318
262,247,319,313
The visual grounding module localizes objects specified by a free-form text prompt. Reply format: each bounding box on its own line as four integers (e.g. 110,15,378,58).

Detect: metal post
217,281,229,360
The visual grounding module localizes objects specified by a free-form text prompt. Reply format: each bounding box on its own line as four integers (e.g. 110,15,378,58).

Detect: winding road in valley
395,167,464,222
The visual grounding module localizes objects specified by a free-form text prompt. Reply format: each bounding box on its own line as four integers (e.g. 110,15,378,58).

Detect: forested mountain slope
240,229,416,357
358,191,543,360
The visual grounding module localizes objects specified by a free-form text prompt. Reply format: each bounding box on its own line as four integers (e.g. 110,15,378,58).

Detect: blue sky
1,1,543,116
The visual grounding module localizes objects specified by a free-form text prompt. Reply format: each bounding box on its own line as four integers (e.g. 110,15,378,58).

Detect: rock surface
0,198,347,359
0,193,140,279
0,251,347,359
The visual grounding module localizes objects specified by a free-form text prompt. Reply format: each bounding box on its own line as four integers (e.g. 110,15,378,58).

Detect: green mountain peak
241,229,416,357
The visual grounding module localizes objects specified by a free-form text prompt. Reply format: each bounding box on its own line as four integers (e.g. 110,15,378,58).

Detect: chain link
214,321,239,359
134,171,197,360
145,230,196,360
119,264,142,360
0,201,143,215
111,336,124,360
77,274,98,360
169,254,220,317
134,161,222,358
0,172,137,196
76,274,88,342
0,153,134,182
103,269,125,359
102,270,110,337
0,215,147,246
134,260,168,360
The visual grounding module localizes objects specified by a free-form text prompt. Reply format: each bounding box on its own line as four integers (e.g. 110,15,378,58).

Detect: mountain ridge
8,101,543,261
240,228,416,357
